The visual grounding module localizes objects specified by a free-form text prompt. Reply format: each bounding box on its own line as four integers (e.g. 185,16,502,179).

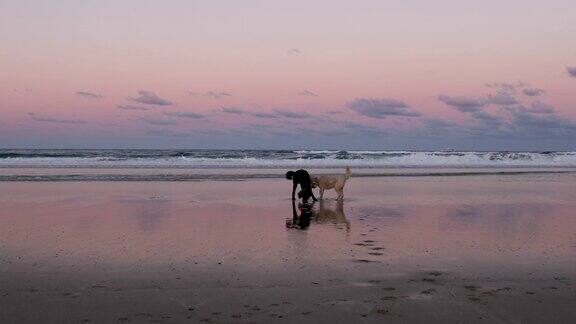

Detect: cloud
248,111,278,119
146,129,191,137
325,110,343,115
250,123,275,129
470,111,502,126
163,111,205,119
424,118,456,129
286,48,301,55
117,104,149,111
13,88,33,94
205,91,231,99
439,93,503,127
434,91,576,139
438,95,486,112
195,129,227,136
523,88,545,97
28,113,87,124
141,117,177,125
485,82,517,94
246,124,294,136
510,110,576,134
522,101,555,114
343,122,386,135
189,91,231,99
219,107,281,119
297,90,318,97
220,107,245,114
486,81,546,98
567,66,576,77
488,93,518,106
132,90,173,105
273,109,311,119
75,91,103,99
347,98,422,118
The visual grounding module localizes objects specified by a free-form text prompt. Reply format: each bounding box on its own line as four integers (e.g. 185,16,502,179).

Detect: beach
1,171,575,323
5,0,576,320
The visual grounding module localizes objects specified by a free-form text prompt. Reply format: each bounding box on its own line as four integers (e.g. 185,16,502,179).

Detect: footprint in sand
381,296,397,300
376,309,389,315
464,285,479,292
355,259,376,263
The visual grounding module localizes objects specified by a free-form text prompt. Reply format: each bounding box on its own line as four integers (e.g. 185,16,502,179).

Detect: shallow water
1,175,574,272
1,166,576,181
1,175,575,323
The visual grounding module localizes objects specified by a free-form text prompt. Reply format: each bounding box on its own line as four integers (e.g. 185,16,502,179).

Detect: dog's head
311,176,319,188
285,171,294,180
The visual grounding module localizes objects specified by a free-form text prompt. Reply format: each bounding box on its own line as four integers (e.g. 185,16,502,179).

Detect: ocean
1,149,576,181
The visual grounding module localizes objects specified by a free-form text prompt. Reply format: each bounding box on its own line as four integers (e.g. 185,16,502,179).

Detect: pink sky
1,0,575,149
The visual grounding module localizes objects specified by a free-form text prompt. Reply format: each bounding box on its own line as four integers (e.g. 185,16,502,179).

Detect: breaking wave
0,149,575,168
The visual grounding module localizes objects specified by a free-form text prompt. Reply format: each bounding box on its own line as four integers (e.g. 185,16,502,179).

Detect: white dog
312,167,352,201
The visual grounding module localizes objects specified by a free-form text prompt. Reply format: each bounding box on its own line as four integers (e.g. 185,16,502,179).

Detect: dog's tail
345,166,352,180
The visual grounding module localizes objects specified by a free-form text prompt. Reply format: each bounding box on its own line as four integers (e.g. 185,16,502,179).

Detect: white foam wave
1,151,576,168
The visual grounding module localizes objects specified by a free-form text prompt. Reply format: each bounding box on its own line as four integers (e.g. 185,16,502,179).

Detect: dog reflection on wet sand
286,200,350,231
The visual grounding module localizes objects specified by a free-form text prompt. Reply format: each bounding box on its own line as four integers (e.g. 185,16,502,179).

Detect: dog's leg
311,189,318,202
336,188,343,201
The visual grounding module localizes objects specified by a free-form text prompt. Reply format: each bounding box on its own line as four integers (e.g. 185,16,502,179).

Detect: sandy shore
1,174,575,323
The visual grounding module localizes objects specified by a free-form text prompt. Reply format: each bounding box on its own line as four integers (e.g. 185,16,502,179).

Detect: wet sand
1,174,576,323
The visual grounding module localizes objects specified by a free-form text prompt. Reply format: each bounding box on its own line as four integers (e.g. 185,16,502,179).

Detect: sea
1,149,575,181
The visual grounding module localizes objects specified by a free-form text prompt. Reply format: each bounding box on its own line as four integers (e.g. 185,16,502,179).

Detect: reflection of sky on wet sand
0,176,575,275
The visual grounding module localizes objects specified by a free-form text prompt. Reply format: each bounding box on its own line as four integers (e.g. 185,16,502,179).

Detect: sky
1,0,575,150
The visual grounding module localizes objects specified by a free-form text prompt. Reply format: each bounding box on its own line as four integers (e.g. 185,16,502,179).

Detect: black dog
285,169,318,203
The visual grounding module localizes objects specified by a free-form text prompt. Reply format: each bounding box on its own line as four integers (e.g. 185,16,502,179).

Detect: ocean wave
1,149,576,168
